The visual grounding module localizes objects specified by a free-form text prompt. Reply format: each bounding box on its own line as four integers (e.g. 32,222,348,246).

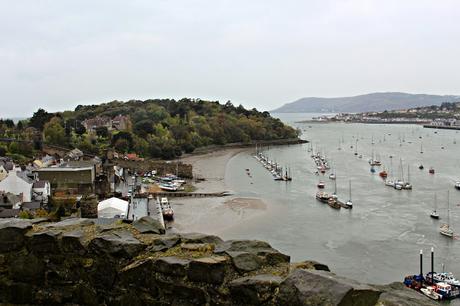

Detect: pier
148,191,231,198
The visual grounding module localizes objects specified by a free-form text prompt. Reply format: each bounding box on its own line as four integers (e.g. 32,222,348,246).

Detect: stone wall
0,218,437,305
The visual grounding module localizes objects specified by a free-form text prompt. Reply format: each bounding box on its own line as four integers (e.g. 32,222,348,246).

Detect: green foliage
95,126,109,138
8,141,33,157
44,117,67,145
0,146,6,157
19,210,33,219
29,108,53,130
29,98,299,159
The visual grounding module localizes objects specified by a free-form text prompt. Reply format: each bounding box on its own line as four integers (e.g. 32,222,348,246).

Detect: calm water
223,113,460,285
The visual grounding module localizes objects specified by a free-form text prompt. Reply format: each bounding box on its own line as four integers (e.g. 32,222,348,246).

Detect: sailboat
394,158,405,190
430,193,439,219
440,191,454,238
403,165,412,190
354,139,358,156
420,142,424,154
327,178,341,209
346,180,353,208
385,158,395,187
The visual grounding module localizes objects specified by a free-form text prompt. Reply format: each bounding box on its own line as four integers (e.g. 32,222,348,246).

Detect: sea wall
0,218,436,306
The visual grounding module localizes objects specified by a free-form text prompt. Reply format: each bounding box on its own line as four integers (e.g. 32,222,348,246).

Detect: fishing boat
420,286,442,300
431,193,439,219
440,191,454,238
455,181,460,190
429,167,435,174
370,166,376,173
315,191,329,203
379,170,388,178
419,164,424,170
346,180,353,208
317,181,325,189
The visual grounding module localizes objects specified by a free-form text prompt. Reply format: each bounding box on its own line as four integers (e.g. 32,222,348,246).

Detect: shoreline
171,147,276,237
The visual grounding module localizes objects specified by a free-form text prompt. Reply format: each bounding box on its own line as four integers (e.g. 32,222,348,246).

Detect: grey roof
21,201,41,210
16,171,34,184
0,208,20,218
3,162,14,171
33,181,49,188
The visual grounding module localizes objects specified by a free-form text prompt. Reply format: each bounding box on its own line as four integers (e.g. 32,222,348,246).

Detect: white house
0,169,33,203
32,180,51,203
97,197,129,219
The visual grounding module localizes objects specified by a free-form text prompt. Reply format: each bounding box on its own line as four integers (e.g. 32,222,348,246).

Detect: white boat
455,181,460,190
385,180,395,187
432,272,460,287
440,191,454,238
431,193,439,219
420,286,441,300
346,180,353,208
329,173,336,180
159,183,178,191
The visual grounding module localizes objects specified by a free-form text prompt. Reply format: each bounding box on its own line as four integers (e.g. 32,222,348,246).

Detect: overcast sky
1,0,460,117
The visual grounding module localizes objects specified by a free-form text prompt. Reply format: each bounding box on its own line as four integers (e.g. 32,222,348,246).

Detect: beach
171,148,272,237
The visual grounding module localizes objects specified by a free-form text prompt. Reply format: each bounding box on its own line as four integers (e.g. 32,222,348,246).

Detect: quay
423,125,460,131
148,191,232,198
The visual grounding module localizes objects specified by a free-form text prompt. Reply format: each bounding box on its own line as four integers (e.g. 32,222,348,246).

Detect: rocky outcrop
0,218,434,305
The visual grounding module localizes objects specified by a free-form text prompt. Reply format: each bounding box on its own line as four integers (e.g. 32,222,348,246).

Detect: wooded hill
1,98,299,160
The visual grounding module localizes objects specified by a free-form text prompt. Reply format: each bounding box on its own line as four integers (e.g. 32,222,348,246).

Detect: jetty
148,191,231,198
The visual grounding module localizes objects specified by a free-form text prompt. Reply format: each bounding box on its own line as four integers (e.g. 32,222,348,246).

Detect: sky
1,0,460,117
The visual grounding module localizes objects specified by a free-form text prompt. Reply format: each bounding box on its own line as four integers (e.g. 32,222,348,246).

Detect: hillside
0,98,299,161
272,92,460,113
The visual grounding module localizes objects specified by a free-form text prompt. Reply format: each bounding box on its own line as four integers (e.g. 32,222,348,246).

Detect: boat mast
333,176,337,195
348,180,352,202
447,190,450,230
434,193,437,212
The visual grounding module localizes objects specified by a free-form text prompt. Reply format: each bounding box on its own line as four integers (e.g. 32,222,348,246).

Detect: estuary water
223,113,460,285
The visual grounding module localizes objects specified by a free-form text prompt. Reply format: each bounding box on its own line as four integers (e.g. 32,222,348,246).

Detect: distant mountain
272,92,460,113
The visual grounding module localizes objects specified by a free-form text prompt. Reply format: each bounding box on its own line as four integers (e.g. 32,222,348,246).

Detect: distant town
308,101,460,129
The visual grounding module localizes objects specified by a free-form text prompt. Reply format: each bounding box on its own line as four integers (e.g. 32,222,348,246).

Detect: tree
43,117,66,145
3,119,15,129
95,126,109,138
133,120,154,137
29,108,53,130
112,131,133,150
114,138,129,153
0,146,6,156
75,122,86,136
16,121,24,130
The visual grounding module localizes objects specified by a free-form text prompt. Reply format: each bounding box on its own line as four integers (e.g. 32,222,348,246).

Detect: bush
19,210,33,219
